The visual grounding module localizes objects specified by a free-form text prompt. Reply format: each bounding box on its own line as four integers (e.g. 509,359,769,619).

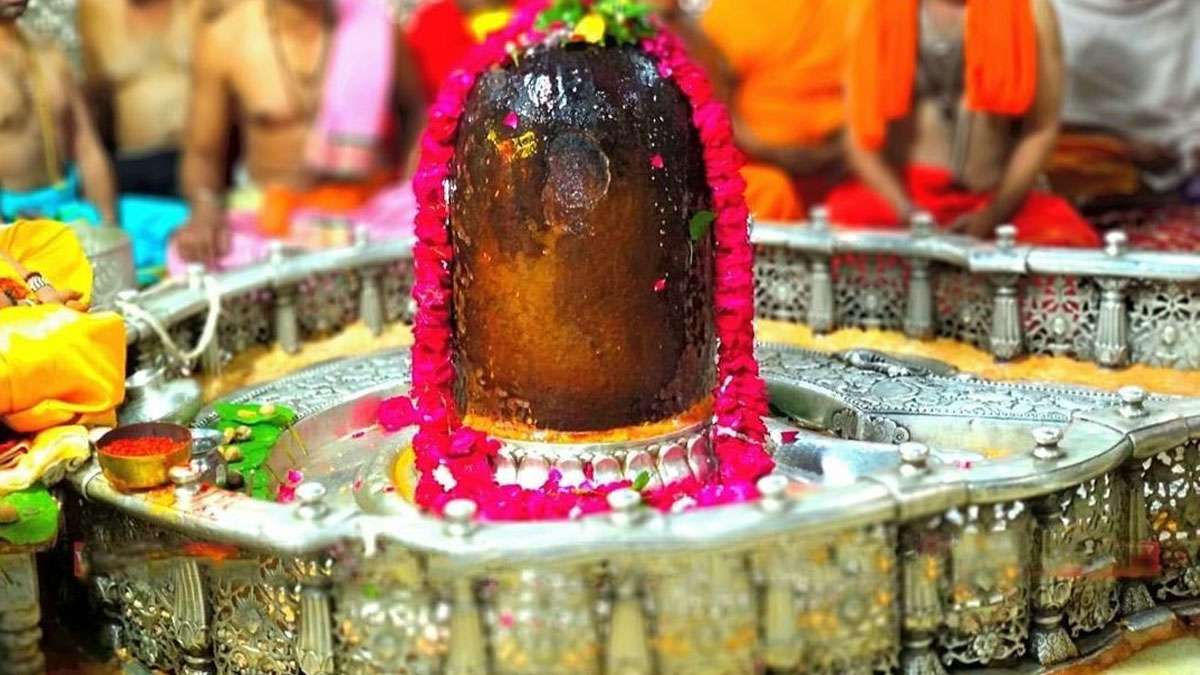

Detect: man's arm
76,0,115,149
64,52,119,226
176,20,234,263
957,0,1064,236
844,123,913,223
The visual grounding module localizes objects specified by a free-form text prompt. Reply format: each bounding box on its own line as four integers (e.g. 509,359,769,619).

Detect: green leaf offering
689,210,715,242
632,470,651,491
214,402,296,427
0,486,60,546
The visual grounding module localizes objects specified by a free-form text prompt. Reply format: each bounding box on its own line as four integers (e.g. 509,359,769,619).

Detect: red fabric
1114,206,1200,252
826,165,1101,248
406,0,475,99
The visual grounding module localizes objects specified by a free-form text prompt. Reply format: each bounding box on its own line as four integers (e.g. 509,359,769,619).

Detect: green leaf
0,486,59,546
689,210,715,241
632,470,651,491
214,402,297,427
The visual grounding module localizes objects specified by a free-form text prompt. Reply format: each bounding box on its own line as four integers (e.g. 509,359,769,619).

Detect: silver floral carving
210,558,301,675
644,552,761,675
939,501,1030,667
485,567,601,674
1020,276,1098,360
381,258,417,323
934,267,992,349
334,545,445,675
754,245,810,323
219,290,276,357
297,271,362,337
1128,281,1200,369
833,255,905,331
1143,439,1200,601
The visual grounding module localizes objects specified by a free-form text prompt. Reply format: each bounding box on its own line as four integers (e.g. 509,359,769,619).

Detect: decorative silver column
896,444,947,675
270,243,301,354
443,501,488,675
356,227,386,337
988,226,1023,361
294,485,336,675
1118,387,1157,615
0,553,43,675
1028,428,1078,666
806,206,835,334
605,490,653,675
173,558,214,675
1093,232,1132,367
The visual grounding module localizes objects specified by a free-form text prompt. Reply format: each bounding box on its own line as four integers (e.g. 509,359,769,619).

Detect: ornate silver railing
114,221,1200,383
49,223,1200,675
755,213,1200,370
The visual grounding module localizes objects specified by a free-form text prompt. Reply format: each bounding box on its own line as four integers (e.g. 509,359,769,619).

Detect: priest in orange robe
695,0,854,221
827,0,1100,248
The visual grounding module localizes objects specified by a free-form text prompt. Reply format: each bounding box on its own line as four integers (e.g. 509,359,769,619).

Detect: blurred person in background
78,0,241,283
0,0,117,229
829,0,1101,247
79,0,240,198
1045,0,1200,206
684,0,854,221
172,0,426,271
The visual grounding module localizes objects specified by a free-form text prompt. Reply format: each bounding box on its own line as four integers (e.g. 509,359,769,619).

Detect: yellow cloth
0,219,94,305
0,305,126,433
0,425,91,496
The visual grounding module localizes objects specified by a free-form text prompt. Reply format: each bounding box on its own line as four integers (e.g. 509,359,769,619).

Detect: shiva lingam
413,5,749,508
46,3,1200,675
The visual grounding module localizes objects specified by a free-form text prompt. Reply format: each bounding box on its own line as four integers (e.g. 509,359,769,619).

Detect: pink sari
168,0,410,276
305,0,397,178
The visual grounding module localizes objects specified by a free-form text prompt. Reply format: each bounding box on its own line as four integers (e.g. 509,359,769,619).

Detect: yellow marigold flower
469,8,513,43
573,12,606,44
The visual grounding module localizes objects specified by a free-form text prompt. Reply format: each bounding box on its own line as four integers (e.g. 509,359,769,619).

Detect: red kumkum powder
103,436,180,457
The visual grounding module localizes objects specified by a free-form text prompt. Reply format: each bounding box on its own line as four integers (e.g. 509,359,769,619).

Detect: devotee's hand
176,205,230,265
947,210,998,240
34,285,87,311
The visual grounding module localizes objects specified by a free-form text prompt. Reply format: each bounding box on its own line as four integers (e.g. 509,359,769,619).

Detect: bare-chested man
828,0,1100,248
79,0,203,197
174,0,426,265
0,0,117,226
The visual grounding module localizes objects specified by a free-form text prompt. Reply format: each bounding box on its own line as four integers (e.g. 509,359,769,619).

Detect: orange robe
700,0,854,220
836,0,1099,248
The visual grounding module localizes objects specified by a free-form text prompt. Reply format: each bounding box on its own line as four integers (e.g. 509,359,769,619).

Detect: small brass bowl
96,423,192,492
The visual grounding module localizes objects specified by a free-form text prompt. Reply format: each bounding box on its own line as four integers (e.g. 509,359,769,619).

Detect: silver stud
995,224,1017,250
899,442,930,474
1118,386,1148,419
1105,231,1127,257
444,499,478,538
757,474,790,512
294,482,329,520
910,211,935,237
607,489,643,527
809,205,830,231
1031,426,1065,461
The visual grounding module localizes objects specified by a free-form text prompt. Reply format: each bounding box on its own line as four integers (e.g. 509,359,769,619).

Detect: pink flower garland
386,1,772,521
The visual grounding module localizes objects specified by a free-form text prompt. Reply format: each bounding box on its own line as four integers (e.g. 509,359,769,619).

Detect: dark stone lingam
451,42,714,432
